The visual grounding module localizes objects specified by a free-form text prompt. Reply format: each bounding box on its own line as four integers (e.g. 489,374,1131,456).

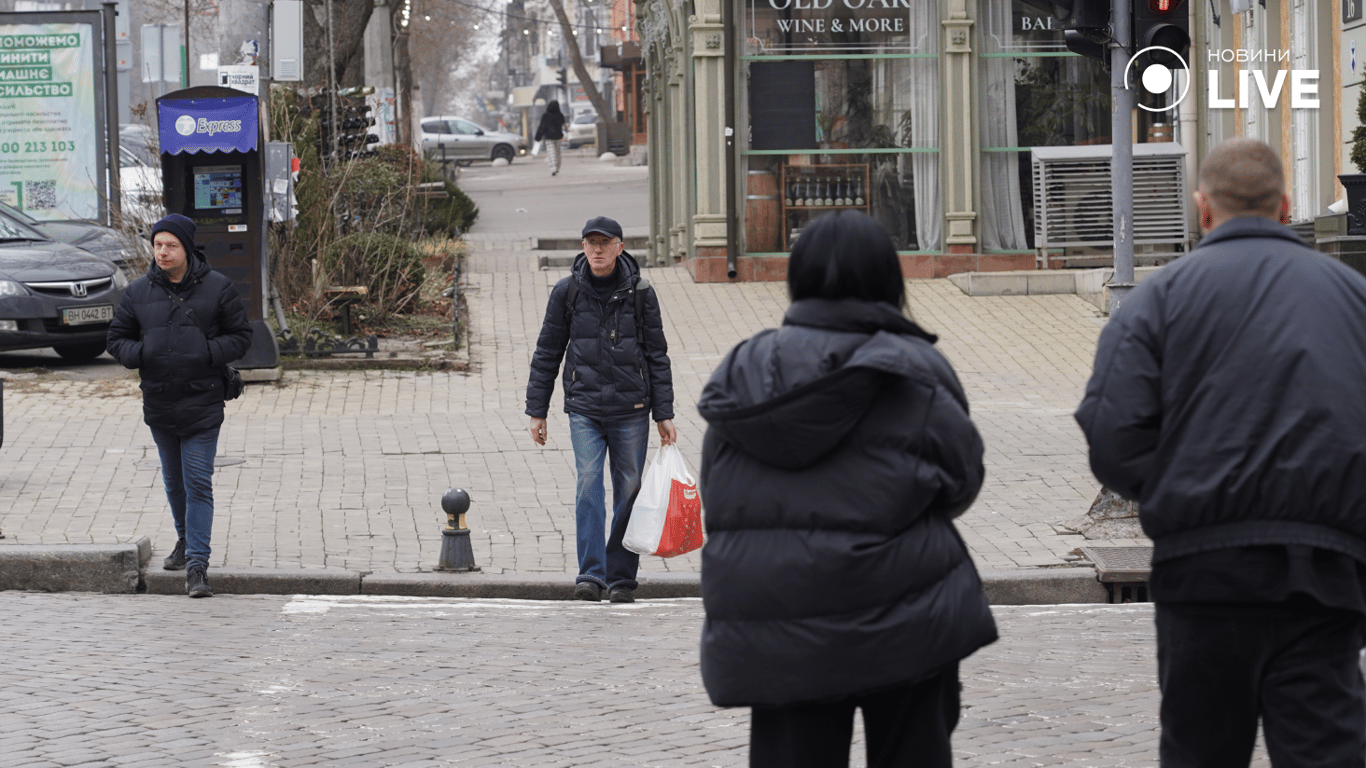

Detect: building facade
637,0,1347,281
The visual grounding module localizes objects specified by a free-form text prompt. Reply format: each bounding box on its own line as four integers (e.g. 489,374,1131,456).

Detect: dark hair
546,100,562,115
787,210,905,308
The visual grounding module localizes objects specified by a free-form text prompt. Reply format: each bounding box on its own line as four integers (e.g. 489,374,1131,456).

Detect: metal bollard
435,487,480,572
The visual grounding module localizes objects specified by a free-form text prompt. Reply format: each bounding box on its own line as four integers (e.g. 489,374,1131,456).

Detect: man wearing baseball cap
107,213,253,598
526,216,677,603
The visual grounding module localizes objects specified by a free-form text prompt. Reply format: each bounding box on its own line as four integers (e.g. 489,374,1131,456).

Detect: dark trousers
748,664,959,768
1156,602,1366,768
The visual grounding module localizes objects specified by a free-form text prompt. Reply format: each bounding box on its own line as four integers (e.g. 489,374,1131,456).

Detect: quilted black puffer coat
525,251,674,422
106,251,252,435
697,298,997,708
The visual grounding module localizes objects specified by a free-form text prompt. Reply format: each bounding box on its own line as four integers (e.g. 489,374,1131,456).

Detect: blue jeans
568,412,649,590
150,426,220,570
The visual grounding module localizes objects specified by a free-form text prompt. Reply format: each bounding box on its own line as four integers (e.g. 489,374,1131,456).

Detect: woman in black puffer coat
697,210,997,768
534,100,567,176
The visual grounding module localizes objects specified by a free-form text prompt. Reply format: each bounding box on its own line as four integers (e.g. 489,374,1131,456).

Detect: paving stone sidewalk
0,230,1142,580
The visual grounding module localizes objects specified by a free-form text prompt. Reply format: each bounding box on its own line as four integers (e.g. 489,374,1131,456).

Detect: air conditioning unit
1032,143,1190,264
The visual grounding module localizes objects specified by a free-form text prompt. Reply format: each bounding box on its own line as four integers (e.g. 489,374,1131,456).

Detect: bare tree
545,0,610,121
302,0,375,88
408,0,485,116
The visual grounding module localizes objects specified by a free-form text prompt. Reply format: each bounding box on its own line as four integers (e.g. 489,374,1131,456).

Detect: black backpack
563,275,651,339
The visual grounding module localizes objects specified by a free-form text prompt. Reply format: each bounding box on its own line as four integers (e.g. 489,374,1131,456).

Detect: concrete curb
0,545,1113,604
143,568,362,596
0,537,150,593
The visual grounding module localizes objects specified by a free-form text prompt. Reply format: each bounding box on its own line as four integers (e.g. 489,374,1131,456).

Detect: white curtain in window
979,3,1028,251
907,2,941,251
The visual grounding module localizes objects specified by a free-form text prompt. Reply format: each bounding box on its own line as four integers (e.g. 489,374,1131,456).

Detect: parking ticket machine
156,86,278,368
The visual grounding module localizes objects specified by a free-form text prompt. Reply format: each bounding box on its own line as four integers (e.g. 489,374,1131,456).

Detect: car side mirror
475,129,484,136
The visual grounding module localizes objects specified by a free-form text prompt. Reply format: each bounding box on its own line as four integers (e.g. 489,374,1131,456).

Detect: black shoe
186,566,213,598
163,538,187,571
609,586,635,604
574,582,602,601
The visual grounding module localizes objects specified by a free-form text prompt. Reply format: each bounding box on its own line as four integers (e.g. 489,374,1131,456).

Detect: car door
421,118,456,157
450,119,488,160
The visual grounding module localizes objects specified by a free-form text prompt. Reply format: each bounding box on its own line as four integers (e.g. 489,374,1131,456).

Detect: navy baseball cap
582,216,623,240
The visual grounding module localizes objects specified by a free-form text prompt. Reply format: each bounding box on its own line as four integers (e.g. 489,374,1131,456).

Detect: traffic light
556,68,567,86
1017,0,1111,61
1134,0,1190,69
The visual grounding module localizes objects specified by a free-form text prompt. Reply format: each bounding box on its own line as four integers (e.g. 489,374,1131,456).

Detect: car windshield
0,199,38,225
0,211,47,241
575,114,595,124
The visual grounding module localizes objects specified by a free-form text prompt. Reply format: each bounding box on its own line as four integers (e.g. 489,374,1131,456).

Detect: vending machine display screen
192,165,244,213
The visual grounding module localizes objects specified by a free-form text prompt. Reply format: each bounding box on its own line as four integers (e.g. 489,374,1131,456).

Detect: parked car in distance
0,200,136,271
118,145,163,233
567,111,598,149
420,116,526,165
0,213,128,361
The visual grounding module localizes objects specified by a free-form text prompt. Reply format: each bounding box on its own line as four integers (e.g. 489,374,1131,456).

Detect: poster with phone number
0,22,99,222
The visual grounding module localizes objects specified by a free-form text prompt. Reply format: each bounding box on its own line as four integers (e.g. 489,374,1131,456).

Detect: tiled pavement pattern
0,593,1270,767
0,156,1149,576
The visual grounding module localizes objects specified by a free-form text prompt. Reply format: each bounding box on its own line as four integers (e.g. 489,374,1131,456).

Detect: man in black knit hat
108,213,253,597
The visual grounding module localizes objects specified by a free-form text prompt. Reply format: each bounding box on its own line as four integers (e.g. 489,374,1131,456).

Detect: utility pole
1108,0,1136,314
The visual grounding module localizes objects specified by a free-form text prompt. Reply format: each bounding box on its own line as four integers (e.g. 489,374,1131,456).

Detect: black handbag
163,287,244,401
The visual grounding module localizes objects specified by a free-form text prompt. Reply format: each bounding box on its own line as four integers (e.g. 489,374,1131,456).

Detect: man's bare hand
657,419,677,446
530,417,548,446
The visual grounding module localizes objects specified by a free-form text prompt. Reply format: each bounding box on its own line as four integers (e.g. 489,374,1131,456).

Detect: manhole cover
1080,546,1153,582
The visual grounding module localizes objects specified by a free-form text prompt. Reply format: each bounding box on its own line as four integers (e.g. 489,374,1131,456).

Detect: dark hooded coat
106,250,253,435
525,251,674,423
696,298,997,708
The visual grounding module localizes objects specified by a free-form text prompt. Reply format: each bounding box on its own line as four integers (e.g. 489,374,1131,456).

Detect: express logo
195,118,242,136
174,114,196,136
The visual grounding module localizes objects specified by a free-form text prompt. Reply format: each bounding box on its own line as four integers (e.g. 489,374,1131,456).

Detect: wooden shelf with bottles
779,163,870,250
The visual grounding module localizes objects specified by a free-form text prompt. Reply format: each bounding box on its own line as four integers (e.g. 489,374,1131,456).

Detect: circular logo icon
175,115,196,136
1125,46,1191,112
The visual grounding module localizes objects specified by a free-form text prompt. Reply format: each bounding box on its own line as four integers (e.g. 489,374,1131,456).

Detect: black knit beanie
150,213,197,255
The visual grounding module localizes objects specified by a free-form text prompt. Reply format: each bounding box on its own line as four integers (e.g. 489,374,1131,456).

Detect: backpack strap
562,274,650,340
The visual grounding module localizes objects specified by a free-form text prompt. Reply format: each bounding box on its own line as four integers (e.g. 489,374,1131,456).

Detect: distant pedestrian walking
107,214,253,599
534,100,566,176
526,215,676,603
696,210,997,768
1076,138,1366,767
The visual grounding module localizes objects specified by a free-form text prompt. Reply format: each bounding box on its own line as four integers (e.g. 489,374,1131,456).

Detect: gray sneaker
186,565,213,598
163,538,187,571
573,582,602,601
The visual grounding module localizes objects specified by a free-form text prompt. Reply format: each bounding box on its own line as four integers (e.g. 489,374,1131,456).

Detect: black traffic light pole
1109,0,1136,314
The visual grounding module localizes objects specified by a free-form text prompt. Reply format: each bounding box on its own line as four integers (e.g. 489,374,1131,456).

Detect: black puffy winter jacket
525,252,674,423
1075,216,1366,565
106,251,253,435
697,298,997,708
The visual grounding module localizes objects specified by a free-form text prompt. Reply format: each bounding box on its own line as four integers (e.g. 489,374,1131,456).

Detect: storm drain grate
1081,546,1153,604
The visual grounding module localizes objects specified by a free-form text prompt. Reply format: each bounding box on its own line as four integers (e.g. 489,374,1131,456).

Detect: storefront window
740,0,938,254
979,0,1111,252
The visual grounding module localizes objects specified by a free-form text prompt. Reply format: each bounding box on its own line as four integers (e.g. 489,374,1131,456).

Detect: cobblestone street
0,593,1270,767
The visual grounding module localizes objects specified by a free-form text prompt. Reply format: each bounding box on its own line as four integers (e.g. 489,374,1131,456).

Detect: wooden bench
323,285,367,337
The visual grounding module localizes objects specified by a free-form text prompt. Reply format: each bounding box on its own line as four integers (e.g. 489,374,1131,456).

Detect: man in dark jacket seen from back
1076,138,1366,767
526,216,676,603
107,213,252,598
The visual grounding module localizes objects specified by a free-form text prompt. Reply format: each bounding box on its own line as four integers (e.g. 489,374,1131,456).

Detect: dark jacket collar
1196,215,1305,251
149,249,210,290
571,250,641,291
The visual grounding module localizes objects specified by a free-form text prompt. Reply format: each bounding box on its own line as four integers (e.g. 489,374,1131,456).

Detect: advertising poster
0,22,100,221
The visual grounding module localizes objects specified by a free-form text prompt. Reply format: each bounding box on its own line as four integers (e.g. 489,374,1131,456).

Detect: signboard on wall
0,19,103,221
742,0,937,55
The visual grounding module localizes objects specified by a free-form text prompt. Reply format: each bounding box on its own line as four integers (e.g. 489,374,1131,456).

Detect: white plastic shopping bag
624,444,705,557
531,140,543,156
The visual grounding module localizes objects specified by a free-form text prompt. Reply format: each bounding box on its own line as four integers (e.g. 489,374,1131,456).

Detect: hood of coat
148,247,211,289
1197,215,1305,251
698,298,939,471
570,249,642,291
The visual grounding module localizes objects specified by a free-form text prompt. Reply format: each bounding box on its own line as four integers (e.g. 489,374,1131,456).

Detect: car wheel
53,340,107,362
491,144,515,163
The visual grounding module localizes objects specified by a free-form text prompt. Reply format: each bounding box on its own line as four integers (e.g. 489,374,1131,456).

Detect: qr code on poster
25,180,56,209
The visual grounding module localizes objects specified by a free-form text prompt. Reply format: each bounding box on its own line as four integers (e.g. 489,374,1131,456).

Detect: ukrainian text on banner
0,23,99,221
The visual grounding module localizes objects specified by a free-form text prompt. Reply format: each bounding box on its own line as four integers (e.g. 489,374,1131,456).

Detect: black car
0,214,129,361
0,200,137,271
